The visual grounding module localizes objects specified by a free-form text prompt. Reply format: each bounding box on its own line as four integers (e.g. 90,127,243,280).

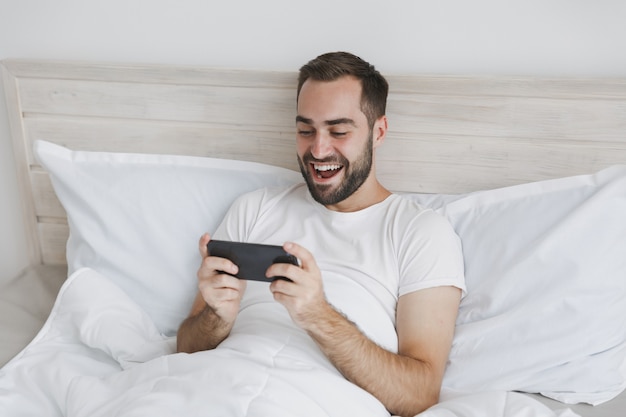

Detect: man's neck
324,180,391,213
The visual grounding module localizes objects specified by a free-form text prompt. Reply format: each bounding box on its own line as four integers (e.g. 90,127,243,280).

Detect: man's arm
303,287,460,417
177,233,247,353
269,242,461,417
177,293,234,353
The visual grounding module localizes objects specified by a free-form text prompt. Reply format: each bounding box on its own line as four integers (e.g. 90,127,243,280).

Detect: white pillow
35,140,302,336
408,165,626,405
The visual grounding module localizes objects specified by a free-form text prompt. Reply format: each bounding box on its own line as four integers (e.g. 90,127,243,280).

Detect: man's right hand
176,233,247,353
196,233,247,325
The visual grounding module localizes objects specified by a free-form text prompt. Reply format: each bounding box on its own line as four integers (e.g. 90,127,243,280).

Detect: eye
331,131,348,138
298,129,314,137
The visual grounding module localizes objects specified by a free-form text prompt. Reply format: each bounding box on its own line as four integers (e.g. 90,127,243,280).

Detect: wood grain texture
2,63,43,265
2,59,625,266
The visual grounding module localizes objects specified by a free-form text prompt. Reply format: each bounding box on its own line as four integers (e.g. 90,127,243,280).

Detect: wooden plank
24,116,299,171
387,94,626,142
388,74,626,99
31,171,66,218
1,63,42,265
18,78,297,126
378,134,626,193
1,59,297,88
38,222,68,265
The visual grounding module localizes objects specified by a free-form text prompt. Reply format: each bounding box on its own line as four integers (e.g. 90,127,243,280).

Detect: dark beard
297,133,373,206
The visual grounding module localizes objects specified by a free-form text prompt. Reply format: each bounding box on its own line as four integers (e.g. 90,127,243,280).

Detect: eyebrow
295,115,357,127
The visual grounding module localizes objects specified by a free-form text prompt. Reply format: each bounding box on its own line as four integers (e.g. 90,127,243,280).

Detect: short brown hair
297,52,389,129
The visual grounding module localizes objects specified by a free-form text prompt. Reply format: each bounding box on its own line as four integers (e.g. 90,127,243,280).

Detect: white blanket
0,268,579,417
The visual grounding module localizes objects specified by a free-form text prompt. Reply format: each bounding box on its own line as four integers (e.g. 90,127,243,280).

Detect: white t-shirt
214,183,465,353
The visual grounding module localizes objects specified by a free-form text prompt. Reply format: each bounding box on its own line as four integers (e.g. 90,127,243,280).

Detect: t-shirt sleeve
398,209,466,297
213,188,267,242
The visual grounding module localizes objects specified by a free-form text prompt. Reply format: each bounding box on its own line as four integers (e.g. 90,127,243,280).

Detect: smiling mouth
312,163,343,179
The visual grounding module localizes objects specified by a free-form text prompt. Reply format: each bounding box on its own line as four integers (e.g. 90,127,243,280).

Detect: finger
283,242,315,271
201,255,238,277
265,242,304,283
269,276,294,295
199,233,211,258
266,262,299,283
206,273,242,291
198,274,245,307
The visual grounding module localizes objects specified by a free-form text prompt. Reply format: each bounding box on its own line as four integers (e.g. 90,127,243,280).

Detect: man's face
296,76,375,207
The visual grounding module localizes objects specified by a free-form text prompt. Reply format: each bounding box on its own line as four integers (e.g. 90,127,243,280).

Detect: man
177,52,465,417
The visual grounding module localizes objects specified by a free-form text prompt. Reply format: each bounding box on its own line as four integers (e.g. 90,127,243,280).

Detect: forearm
176,304,233,353
304,304,439,417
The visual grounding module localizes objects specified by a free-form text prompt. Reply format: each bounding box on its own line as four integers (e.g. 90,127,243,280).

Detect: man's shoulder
389,194,458,237
388,194,438,219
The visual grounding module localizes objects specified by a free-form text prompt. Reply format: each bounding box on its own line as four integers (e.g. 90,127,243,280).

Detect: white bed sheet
0,265,623,416
530,392,626,417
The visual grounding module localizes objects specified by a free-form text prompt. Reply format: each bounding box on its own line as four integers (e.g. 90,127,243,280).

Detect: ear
372,115,388,148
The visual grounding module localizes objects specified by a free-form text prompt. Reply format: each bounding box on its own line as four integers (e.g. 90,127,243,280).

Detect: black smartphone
207,239,298,282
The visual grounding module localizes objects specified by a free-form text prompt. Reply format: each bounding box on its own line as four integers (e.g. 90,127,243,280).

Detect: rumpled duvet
0,268,579,417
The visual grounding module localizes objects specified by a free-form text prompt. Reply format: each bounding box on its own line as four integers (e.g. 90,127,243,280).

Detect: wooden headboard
2,59,626,266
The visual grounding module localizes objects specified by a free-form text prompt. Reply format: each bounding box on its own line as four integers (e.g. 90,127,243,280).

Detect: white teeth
314,164,341,171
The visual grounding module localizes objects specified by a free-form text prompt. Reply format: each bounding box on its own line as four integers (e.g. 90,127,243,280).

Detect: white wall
1,0,625,279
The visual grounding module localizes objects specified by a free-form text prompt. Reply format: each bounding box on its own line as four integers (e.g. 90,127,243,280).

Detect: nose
310,132,333,160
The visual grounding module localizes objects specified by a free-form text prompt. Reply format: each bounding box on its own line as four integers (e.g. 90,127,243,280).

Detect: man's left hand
267,242,329,329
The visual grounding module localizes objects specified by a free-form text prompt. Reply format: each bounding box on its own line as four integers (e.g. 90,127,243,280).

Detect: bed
0,58,625,417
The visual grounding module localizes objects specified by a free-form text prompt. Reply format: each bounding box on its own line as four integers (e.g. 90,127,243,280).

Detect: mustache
301,151,347,166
